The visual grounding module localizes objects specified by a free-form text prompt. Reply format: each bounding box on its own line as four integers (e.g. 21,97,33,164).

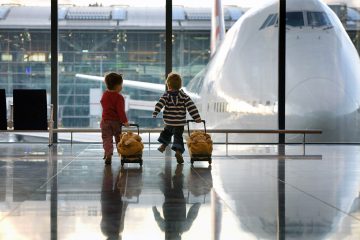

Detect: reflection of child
117,168,143,199
100,73,130,165
152,164,201,240
153,73,201,164
100,166,127,240
101,167,143,240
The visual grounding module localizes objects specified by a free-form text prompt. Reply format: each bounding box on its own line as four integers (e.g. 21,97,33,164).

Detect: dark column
277,159,286,240
50,147,58,240
165,0,173,78
51,0,58,143
278,0,286,144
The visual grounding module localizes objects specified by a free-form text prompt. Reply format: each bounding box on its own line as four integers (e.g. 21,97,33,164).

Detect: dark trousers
158,125,185,153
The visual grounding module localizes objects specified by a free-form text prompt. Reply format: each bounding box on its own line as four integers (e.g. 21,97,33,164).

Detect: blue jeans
158,125,185,154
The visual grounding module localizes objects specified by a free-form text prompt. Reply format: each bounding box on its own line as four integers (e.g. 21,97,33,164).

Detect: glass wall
58,2,166,128
172,31,210,86
286,0,360,143
0,30,50,91
0,0,280,143
3,1,360,142
0,2,51,142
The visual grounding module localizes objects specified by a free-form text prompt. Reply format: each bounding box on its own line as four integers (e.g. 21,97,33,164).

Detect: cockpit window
260,11,332,30
268,14,278,27
260,14,277,30
286,12,304,27
307,11,331,27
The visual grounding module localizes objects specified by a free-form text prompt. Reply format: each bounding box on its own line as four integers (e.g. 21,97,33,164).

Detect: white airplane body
193,0,360,142
209,2,360,238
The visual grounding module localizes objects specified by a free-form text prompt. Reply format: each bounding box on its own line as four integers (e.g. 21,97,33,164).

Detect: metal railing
50,127,322,146
49,127,321,156
0,126,322,156
0,102,322,147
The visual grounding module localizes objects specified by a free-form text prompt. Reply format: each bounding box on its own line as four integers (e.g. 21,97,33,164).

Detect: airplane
76,0,360,143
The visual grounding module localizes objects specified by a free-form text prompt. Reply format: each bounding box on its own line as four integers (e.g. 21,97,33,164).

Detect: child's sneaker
158,144,166,153
175,151,184,164
104,155,112,165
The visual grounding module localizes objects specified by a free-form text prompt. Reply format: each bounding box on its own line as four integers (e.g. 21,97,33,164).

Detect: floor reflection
154,164,201,240
1,144,360,239
13,160,48,202
0,161,6,202
101,166,126,240
117,167,143,203
187,166,213,203
101,166,143,240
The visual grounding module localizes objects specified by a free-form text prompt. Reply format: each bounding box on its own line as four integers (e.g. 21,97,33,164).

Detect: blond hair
166,72,182,90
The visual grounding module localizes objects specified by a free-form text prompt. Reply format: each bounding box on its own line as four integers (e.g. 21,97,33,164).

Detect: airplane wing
76,74,165,93
75,74,200,100
128,99,157,111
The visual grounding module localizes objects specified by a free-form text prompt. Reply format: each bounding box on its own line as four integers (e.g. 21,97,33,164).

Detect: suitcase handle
186,120,206,136
121,123,140,135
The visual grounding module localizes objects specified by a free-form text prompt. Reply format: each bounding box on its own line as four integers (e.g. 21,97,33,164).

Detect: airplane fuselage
190,0,360,142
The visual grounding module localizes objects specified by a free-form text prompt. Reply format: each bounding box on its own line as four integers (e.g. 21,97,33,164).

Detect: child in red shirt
101,72,129,165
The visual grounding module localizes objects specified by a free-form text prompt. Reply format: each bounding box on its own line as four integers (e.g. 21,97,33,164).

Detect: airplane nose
286,77,358,117
286,77,360,142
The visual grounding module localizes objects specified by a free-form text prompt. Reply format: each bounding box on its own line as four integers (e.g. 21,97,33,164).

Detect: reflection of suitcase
117,167,143,203
118,124,143,167
187,166,213,202
186,120,212,165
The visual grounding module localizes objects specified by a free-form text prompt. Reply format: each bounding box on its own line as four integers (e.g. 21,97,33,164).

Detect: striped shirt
153,90,201,126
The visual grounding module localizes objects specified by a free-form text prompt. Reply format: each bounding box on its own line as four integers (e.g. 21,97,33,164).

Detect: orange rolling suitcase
117,124,144,167
186,120,213,165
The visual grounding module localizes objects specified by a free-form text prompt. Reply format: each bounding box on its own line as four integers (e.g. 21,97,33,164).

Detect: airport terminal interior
2,0,360,239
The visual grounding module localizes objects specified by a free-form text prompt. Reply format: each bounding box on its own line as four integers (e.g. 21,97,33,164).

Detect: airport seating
0,89,6,130
0,89,54,145
13,89,48,130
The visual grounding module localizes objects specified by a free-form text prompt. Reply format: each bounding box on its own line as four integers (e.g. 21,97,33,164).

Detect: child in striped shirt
153,73,202,164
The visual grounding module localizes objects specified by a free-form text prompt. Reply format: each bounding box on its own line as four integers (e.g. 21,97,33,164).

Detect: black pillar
165,0,173,78
277,158,286,240
50,147,58,240
51,0,58,143
278,0,286,144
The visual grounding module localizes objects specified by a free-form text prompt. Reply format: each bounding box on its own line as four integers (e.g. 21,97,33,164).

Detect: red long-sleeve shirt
101,91,128,123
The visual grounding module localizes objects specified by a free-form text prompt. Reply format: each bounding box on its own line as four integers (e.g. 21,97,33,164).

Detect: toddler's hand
123,122,130,127
195,119,202,123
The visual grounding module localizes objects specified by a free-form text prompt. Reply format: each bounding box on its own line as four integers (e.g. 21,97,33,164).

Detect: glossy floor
0,144,360,240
